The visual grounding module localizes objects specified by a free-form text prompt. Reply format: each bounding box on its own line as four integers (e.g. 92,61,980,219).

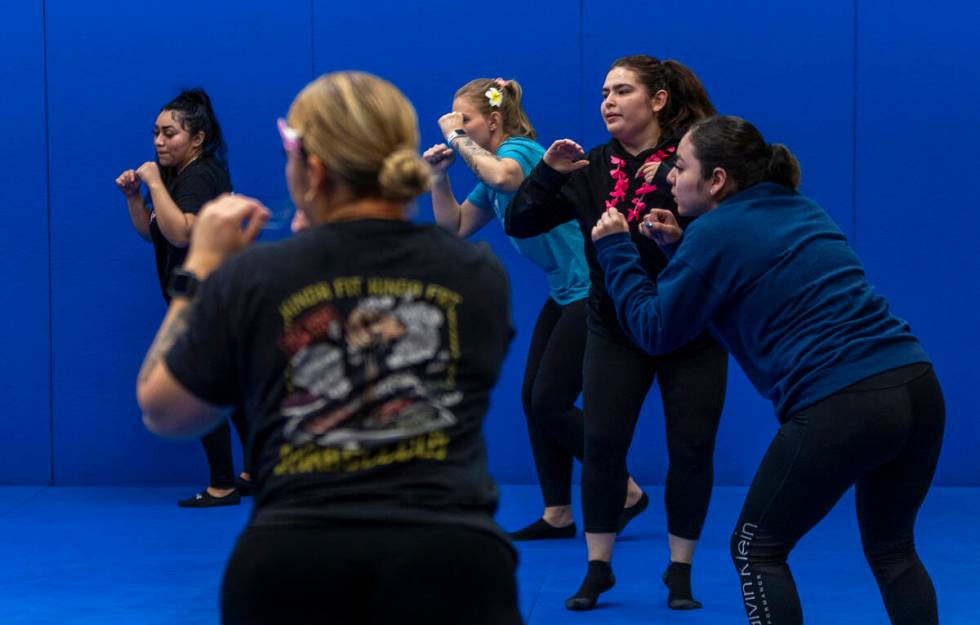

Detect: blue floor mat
0,485,975,624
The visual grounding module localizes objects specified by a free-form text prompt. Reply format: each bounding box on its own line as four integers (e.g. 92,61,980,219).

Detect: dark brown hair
686,115,801,191
161,87,227,170
609,55,716,141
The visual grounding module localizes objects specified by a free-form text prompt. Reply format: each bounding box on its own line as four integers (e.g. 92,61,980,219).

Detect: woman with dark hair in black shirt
116,88,249,507
507,55,728,611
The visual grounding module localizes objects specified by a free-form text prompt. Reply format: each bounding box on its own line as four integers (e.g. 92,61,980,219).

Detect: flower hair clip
485,87,503,108
277,118,304,154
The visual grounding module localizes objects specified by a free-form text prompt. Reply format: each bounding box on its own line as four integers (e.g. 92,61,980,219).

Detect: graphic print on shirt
273,276,464,475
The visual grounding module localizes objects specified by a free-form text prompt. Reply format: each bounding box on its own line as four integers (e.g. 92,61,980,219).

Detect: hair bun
178,87,210,107
766,143,802,190
378,148,431,200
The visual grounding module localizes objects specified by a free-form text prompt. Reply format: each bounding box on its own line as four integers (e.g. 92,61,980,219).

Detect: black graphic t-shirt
165,219,513,543
149,157,232,302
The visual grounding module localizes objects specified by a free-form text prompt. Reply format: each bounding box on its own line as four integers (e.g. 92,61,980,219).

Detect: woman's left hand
136,161,163,188
638,209,683,246
183,194,270,278
591,208,630,241
636,160,662,184
422,143,456,174
437,112,466,140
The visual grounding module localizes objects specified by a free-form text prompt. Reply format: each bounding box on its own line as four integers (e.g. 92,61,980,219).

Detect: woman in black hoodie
506,55,727,611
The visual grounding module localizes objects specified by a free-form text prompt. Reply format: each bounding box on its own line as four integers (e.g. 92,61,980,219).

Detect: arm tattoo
455,136,501,181
138,302,194,383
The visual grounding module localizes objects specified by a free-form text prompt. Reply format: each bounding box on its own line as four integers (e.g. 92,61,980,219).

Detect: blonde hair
454,78,536,140
288,71,430,201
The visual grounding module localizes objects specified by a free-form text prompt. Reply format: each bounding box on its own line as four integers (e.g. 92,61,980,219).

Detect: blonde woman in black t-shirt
116,89,249,508
136,72,522,625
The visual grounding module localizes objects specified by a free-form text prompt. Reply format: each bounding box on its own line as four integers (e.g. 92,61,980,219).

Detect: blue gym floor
0,485,975,624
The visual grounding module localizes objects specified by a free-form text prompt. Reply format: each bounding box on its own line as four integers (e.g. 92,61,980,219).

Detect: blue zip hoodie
594,182,928,420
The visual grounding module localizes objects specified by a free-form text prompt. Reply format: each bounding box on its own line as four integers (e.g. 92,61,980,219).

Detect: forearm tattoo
138,303,193,383
455,136,501,180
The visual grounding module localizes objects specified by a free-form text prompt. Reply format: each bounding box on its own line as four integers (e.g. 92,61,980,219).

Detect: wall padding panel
855,1,980,484
46,0,313,484
0,0,52,484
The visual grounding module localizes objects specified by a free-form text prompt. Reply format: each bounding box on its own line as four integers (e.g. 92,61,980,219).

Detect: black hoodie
505,137,713,349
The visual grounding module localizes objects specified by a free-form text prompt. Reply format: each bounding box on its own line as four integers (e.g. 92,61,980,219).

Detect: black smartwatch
167,268,201,299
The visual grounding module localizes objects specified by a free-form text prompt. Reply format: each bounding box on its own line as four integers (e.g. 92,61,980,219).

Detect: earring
303,189,318,203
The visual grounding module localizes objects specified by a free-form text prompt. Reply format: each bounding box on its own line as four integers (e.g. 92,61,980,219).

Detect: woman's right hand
184,194,270,278
639,209,683,246
422,143,456,175
543,139,589,174
115,169,141,197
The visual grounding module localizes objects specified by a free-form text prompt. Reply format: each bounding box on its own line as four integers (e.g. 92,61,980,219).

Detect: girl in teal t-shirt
424,78,593,541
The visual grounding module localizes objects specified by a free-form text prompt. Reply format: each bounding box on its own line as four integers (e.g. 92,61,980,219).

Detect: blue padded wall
0,1,51,484
45,0,313,484
1,0,977,487
855,1,980,484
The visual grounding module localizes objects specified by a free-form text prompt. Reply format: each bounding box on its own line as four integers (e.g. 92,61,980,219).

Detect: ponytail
454,78,537,140
687,116,802,192
500,80,536,139
766,143,801,190
660,60,716,138
609,56,716,141
161,87,229,171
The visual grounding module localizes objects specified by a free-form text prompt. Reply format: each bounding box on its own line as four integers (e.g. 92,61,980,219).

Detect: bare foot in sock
663,562,703,609
566,560,615,611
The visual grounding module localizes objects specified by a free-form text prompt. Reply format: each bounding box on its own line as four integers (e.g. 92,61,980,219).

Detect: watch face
168,270,198,298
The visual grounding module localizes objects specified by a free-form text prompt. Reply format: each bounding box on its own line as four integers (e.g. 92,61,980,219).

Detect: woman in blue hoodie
592,114,943,625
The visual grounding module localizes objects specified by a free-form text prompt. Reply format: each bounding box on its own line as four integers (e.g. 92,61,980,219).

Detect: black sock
663,562,703,610
565,560,615,611
616,491,649,534
509,518,576,541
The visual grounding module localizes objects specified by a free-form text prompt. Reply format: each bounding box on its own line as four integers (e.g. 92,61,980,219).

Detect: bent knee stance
730,522,795,625
864,539,918,584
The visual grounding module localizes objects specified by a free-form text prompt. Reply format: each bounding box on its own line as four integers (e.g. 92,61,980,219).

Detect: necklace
605,147,676,222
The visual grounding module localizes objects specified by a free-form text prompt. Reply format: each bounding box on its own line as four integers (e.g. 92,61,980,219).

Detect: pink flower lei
605,147,676,222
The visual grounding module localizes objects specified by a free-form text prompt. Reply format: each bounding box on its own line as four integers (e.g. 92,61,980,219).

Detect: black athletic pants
521,297,587,506
222,522,522,625
202,406,249,489
581,316,728,535
731,363,944,625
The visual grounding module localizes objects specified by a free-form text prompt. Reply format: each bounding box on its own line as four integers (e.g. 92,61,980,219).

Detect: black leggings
202,406,249,489
222,522,522,625
521,297,587,507
731,363,944,625
582,321,727,535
